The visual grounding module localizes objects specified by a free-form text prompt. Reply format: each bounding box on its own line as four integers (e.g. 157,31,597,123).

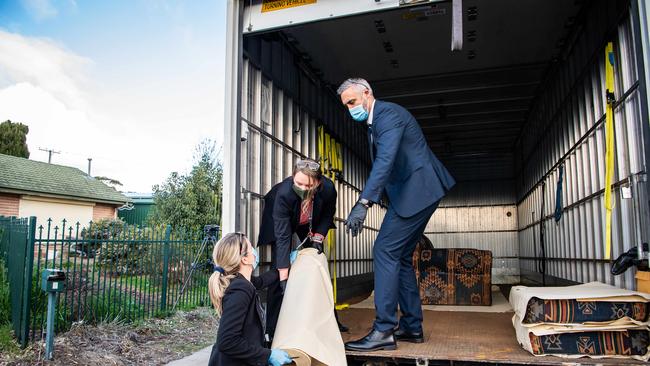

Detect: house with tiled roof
0,153,130,227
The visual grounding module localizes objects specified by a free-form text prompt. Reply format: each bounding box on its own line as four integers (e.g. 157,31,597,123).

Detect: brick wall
93,204,117,221
0,193,19,216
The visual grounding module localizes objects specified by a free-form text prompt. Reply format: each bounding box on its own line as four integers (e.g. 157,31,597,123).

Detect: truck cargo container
222,0,650,364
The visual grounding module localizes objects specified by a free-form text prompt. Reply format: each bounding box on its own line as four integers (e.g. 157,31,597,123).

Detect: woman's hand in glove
311,233,325,254
269,349,292,366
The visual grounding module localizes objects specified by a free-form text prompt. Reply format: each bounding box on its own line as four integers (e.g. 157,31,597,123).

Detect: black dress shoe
345,329,396,351
394,328,424,343
338,322,349,332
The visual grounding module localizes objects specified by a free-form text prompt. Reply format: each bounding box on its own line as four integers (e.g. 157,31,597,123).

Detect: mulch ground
0,307,218,366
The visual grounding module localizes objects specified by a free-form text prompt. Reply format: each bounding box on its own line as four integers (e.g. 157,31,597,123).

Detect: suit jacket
362,100,456,217
257,176,337,269
208,270,279,366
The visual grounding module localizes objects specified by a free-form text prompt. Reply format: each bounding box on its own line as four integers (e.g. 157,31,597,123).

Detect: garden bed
0,307,218,366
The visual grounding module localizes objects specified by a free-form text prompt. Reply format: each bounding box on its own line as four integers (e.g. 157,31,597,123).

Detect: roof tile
0,154,129,204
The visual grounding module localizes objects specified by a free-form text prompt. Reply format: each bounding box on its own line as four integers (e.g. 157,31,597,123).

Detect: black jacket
208,270,279,366
257,176,337,268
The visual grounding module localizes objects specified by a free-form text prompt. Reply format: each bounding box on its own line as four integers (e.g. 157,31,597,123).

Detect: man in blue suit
338,78,455,351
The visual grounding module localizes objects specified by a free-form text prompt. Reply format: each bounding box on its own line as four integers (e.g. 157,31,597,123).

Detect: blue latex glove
289,250,298,264
269,348,292,366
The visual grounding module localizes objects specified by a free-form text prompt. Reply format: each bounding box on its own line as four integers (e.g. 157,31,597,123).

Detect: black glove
345,201,368,237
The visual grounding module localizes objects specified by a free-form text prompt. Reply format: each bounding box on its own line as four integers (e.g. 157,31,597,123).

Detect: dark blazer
208,270,279,366
363,100,456,217
257,176,337,269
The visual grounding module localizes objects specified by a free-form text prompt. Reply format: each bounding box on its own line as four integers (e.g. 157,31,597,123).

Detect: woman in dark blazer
257,159,342,341
208,232,291,366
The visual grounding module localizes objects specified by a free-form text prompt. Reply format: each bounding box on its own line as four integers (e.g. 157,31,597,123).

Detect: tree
149,139,223,231
0,120,30,158
94,176,124,189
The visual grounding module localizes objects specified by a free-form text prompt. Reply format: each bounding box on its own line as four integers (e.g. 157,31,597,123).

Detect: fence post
160,225,172,312
20,216,37,348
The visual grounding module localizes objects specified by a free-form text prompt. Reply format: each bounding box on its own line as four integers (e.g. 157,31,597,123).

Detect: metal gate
0,216,36,348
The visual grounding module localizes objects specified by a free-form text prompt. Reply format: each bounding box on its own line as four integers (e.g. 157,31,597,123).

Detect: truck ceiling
243,0,584,181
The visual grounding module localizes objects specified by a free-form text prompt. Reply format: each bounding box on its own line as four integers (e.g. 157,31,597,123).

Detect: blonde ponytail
208,272,236,316
208,232,249,315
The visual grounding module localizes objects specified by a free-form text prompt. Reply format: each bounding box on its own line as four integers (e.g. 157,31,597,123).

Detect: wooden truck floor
338,308,647,365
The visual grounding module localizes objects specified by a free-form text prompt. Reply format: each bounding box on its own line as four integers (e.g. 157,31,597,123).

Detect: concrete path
166,345,211,366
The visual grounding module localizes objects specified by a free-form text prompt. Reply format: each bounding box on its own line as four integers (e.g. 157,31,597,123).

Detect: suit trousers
373,200,439,333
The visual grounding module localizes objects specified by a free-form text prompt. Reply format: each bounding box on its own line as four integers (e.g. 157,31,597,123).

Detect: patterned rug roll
510,282,650,361
529,329,649,357
523,297,650,324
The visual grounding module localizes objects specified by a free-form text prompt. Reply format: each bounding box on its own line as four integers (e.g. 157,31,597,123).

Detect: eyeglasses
295,159,320,172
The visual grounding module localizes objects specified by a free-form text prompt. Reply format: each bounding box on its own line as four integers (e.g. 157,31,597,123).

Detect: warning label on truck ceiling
261,0,317,13
402,5,446,20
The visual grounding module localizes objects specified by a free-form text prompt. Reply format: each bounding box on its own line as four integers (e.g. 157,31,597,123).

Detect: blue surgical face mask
349,103,368,122
252,247,259,271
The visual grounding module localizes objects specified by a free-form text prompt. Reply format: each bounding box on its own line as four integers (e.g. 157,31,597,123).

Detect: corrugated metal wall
426,180,519,284
240,35,385,284
515,0,648,289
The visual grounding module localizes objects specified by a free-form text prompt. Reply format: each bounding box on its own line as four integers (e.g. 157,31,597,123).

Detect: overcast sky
0,0,226,193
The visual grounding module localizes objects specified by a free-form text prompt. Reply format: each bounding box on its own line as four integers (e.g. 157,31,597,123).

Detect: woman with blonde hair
207,232,292,366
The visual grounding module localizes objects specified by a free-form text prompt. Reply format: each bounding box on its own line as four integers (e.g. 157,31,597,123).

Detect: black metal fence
0,216,219,347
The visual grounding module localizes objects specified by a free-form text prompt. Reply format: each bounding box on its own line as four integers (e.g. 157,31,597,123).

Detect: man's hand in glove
345,200,369,237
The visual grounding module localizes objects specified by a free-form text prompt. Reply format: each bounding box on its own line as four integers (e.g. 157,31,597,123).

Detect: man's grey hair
336,78,373,96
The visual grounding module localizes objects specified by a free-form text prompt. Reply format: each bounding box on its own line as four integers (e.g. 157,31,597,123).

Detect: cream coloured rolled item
509,282,650,361
272,248,347,366
509,282,650,328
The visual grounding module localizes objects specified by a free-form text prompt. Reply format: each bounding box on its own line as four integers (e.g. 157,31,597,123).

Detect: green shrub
0,323,19,354
0,258,10,325
76,218,127,258
28,265,51,334
82,287,145,324
95,226,160,276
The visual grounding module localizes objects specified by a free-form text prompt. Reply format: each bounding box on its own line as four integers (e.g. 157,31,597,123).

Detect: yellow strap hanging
317,126,346,308
335,142,342,175
604,42,615,260
318,126,325,168
329,230,337,301
324,132,331,173
329,137,338,181
333,140,348,311
324,134,338,303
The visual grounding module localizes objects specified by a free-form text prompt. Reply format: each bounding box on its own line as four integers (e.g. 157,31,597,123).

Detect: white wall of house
19,196,94,231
